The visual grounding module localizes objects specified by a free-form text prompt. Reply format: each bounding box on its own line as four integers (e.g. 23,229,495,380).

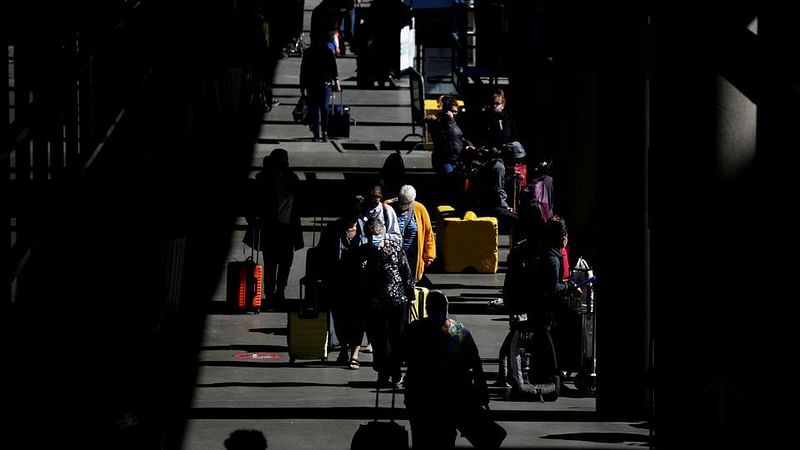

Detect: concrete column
648,2,780,447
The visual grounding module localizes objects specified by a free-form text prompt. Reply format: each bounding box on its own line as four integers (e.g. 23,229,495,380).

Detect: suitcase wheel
541,375,561,402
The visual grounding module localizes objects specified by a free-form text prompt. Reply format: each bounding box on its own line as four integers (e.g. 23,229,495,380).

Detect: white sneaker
487,298,505,310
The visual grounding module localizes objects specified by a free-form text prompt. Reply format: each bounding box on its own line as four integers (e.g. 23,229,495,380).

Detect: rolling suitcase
226,229,264,313
408,286,429,323
288,247,329,363
351,386,409,450
287,310,329,363
327,90,351,138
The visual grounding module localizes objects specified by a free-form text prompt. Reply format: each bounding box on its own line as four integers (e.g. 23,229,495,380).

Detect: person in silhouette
379,151,406,201
363,0,412,87
400,290,490,449
252,148,303,303
300,23,341,142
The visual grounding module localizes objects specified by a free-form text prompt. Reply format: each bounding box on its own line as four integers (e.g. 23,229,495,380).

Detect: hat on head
503,141,526,160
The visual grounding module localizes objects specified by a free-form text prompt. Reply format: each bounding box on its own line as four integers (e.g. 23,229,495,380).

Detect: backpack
502,240,541,314
522,174,553,224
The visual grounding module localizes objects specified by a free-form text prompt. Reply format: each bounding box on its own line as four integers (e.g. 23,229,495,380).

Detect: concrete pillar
647,1,786,447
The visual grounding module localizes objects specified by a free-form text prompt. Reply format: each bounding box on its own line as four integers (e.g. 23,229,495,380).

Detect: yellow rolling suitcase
408,286,429,323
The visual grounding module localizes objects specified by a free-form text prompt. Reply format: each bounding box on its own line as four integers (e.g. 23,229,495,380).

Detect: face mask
370,235,384,248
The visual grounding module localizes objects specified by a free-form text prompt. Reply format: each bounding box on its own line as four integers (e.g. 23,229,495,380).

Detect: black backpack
502,240,541,314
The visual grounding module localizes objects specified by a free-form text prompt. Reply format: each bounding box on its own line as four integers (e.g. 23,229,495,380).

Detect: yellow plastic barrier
439,210,499,274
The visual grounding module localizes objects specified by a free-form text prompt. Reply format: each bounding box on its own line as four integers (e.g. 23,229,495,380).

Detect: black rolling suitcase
328,90,351,138
351,386,408,450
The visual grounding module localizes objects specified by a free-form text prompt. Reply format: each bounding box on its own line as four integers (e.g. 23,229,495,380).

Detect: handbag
457,405,507,450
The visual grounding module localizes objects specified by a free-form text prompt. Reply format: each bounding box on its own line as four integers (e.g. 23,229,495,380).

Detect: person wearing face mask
478,89,520,151
506,215,582,401
358,184,402,244
431,96,474,213
385,185,436,283
399,290,494,449
357,218,415,387
317,197,366,369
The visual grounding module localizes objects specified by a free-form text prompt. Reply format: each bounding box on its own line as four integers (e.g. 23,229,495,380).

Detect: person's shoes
322,133,329,142
377,375,392,388
488,298,505,310
348,358,360,370
391,374,404,387
311,137,319,142
493,378,511,388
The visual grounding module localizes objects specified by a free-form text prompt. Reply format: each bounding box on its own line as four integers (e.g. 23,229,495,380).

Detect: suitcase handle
330,89,344,113
372,383,399,422
245,219,262,265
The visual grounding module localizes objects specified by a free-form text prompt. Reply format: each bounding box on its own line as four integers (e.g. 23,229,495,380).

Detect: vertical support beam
756,4,797,446
64,33,79,171
12,42,31,253
2,42,10,308
13,43,30,184
593,0,649,421
30,40,54,184
79,55,93,163
49,40,66,181
651,2,765,448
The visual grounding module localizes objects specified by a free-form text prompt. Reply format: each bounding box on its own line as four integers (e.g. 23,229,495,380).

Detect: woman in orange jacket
386,184,436,282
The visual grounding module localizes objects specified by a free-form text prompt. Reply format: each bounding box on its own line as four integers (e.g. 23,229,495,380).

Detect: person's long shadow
540,431,650,445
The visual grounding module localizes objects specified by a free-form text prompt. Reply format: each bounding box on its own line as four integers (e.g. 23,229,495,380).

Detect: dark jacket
431,112,467,168
400,317,489,410
532,247,572,315
358,239,415,308
252,166,303,251
316,218,363,301
479,108,519,150
300,44,338,91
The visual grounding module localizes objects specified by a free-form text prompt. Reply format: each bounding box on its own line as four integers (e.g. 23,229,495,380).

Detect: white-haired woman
386,184,436,282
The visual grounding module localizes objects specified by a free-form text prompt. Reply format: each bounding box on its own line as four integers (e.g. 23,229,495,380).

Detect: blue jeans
307,84,332,139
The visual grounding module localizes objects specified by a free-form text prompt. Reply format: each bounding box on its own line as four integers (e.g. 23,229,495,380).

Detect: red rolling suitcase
226,228,264,313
